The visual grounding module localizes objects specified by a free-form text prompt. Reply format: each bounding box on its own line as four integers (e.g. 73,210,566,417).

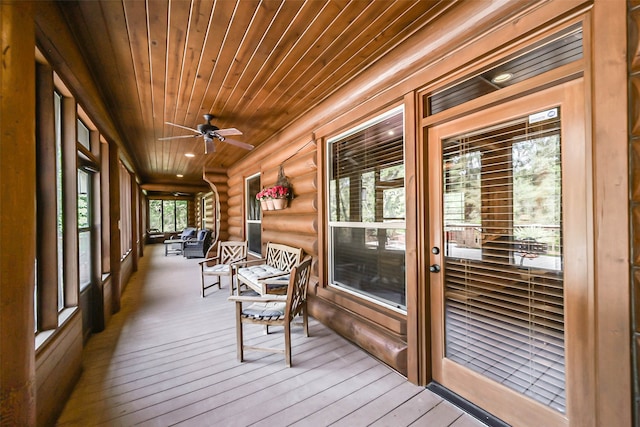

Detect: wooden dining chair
198,241,247,297
228,257,312,367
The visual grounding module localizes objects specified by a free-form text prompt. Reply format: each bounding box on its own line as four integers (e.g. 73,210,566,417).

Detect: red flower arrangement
256,185,291,200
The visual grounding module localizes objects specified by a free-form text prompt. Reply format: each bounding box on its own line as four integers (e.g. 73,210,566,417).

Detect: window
327,106,406,310
77,119,90,150
246,174,261,255
55,91,65,311
77,169,92,290
119,161,132,257
148,199,188,233
443,109,562,270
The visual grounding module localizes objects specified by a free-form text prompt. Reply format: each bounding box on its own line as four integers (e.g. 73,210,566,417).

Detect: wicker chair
228,257,312,367
182,229,213,259
198,241,248,297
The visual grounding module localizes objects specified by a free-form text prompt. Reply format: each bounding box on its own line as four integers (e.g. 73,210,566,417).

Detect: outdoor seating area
162,227,213,258
55,244,483,426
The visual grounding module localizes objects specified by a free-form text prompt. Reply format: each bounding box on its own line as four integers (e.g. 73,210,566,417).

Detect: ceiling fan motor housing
197,123,220,134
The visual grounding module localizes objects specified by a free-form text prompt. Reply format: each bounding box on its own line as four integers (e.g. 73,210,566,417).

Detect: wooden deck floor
57,244,487,427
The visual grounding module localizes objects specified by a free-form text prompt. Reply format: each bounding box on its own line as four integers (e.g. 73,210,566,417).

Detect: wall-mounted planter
261,198,288,211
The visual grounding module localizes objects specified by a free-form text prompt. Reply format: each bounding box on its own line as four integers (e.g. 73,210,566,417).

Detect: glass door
427,80,589,426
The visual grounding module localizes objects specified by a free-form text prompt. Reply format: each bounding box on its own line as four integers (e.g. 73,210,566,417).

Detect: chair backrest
286,258,312,321
180,227,197,239
219,241,248,265
264,242,303,273
196,229,209,241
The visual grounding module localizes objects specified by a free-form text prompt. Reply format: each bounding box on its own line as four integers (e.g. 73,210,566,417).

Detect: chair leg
200,270,205,298
284,322,292,367
235,303,244,362
302,304,309,337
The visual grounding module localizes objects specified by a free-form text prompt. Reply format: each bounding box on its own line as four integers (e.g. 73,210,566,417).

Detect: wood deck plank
56,244,487,427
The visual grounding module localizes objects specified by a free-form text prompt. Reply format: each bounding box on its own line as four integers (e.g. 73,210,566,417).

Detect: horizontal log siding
226,138,318,262
204,170,230,242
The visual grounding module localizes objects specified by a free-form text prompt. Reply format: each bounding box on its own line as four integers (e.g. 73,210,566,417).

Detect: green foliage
149,199,188,232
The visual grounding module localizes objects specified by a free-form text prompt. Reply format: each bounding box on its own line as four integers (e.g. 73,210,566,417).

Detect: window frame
34,65,82,342
245,173,262,256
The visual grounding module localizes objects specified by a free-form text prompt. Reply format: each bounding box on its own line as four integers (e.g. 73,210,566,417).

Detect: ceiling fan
159,114,254,154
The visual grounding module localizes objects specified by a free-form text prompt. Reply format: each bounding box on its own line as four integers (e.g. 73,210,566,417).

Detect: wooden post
109,144,121,312
0,1,37,424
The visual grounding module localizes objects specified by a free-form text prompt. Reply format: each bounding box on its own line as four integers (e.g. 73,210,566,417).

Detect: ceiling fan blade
204,138,216,154
158,134,199,141
216,127,243,137
223,138,254,150
165,121,200,134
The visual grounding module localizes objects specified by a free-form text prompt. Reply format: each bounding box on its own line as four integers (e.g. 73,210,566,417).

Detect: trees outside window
148,199,188,233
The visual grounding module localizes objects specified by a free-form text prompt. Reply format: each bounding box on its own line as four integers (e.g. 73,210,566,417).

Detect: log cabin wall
227,4,630,425
226,135,318,255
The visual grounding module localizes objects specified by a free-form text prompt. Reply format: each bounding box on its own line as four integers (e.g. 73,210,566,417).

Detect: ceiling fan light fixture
185,153,195,158
176,174,184,178
491,72,513,84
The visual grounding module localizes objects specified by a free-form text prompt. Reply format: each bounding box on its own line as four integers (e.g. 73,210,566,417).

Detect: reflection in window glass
443,114,562,270
327,106,406,310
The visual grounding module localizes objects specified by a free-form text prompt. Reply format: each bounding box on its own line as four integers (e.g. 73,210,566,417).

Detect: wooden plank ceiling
58,0,452,194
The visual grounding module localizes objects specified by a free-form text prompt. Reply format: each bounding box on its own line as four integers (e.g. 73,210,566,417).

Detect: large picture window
148,199,188,233
327,106,406,310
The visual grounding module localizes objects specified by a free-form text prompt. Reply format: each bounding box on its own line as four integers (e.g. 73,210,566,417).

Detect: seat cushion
238,264,286,284
242,302,286,320
203,264,230,274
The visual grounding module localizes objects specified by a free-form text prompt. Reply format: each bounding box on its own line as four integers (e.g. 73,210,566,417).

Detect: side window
327,106,406,310
77,169,92,290
246,174,261,255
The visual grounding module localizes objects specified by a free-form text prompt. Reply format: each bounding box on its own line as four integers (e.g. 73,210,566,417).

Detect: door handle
429,264,441,273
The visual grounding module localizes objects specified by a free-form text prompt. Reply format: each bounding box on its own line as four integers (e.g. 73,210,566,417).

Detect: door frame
420,79,592,426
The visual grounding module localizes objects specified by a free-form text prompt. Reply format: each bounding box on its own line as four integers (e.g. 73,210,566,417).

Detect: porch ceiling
55,1,458,194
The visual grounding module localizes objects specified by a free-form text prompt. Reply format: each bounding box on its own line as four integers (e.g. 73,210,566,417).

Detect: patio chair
199,241,248,297
233,242,303,295
228,257,312,367
183,229,213,259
